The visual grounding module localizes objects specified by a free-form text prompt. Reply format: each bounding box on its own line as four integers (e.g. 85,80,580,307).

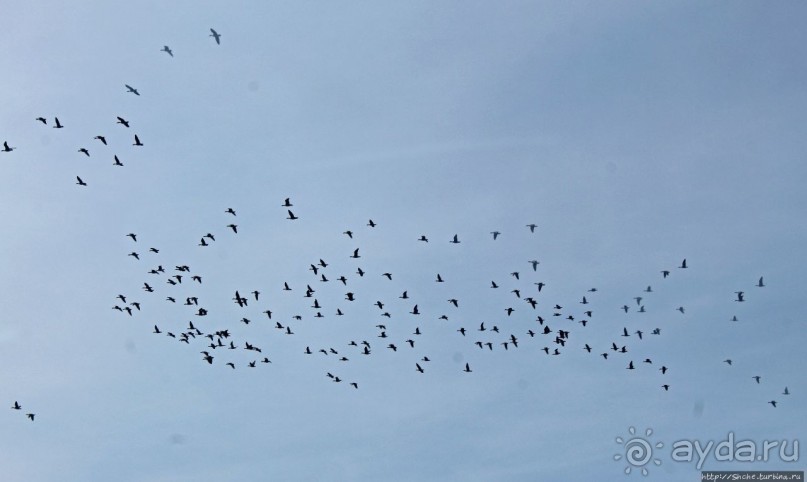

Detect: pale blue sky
1,2,805,481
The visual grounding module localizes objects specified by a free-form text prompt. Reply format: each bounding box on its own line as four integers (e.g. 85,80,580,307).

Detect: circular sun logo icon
614,426,664,476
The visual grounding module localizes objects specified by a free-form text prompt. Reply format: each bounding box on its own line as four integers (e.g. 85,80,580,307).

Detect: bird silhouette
450,234,460,244
125,84,140,96
210,28,221,44
756,277,765,287
116,116,129,127
76,176,87,186
133,134,143,146
161,45,173,57
2,141,16,152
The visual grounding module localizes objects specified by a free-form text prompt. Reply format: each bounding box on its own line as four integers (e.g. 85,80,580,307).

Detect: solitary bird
490,231,500,240
209,28,221,44
526,224,537,233
2,141,15,152
161,45,173,57
450,234,460,244
76,176,87,186
125,84,140,96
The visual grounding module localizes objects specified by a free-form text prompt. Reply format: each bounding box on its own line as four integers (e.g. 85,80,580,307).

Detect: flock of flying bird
102,201,791,416
0,28,223,187
5,26,793,424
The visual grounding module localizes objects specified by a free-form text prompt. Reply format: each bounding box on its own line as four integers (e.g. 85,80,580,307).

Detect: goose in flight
76,176,87,186
53,117,64,128
26,413,35,421
210,28,221,44
225,208,236,216
36,117,47,124
350,248,360,259
133,134,143,146
286,210,298,220
756,277,765,287
463,363,472,373
94,135,107,145
490,231,500,240
735,291,745,302
78,148,90,157
116,116,129,127
11,401,21,410
367,219,376,227
161,45,173,57
2,141,15,152
125,84,140,96
528,260,539,271
768,401,777,408
450,234,460,244
679,258,688,269
418,235,429,242
282,198,292,207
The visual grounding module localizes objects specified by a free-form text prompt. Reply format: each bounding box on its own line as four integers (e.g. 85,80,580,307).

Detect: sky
1,1,806,481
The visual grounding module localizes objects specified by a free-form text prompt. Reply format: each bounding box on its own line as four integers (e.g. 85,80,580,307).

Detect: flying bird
490,231,500,240
125,84,140,96
53,117,64,128
161,45,173,57
756,277,765,287
36,117,47,124
450,234,460,244
2,141,15,152
286,210,298,220
94,135,107,145
209,28,221,44
133,134,143,146
116,116,129,127
76,176,87,186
